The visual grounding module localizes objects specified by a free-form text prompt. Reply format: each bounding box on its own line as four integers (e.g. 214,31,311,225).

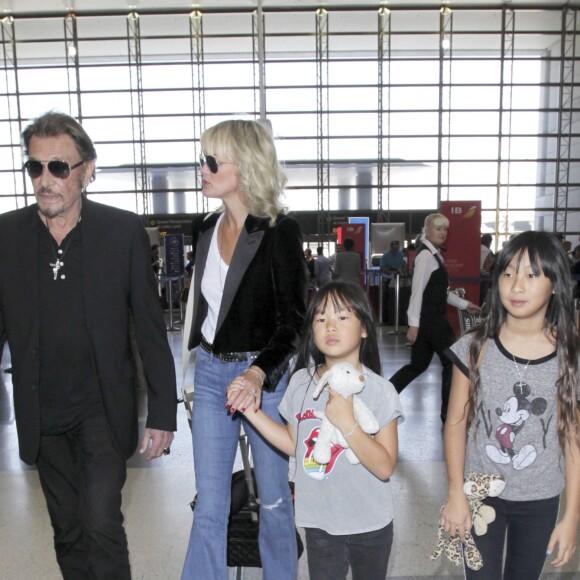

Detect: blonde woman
390,213,480,423
181,120,308,580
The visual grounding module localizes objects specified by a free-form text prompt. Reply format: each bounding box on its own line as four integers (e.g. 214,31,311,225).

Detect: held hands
440,493,472,541
547,518,578,567
225,366,265,414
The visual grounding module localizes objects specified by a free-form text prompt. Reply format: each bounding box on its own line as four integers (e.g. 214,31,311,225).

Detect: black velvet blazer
187,212,308,391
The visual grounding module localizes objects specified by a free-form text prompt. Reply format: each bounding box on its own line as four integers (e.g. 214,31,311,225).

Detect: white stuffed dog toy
312,362,380,465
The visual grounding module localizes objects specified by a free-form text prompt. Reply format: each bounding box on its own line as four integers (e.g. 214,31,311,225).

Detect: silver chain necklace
511,354,531,392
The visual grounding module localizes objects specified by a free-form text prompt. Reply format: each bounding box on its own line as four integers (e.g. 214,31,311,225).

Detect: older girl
443,231,580,579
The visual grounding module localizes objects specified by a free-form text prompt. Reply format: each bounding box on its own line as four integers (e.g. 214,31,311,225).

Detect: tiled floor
0,325,578,579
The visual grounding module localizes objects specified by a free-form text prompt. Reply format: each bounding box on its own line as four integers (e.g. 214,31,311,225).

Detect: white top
201,213,229,344
407,239,468,327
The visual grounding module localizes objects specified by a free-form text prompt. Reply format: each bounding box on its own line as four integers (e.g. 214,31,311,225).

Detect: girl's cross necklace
511,354,531,392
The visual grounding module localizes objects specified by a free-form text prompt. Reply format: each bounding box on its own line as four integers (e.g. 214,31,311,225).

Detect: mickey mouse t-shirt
448,335,564,501
279,366,403,535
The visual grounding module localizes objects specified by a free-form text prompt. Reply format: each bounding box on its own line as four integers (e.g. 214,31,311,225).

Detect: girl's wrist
343,421,359,439
447,486,466,499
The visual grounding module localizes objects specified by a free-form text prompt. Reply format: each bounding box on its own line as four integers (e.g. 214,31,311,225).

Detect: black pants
305,522,393,580
36,411,130,580
389,314,455,422
464,495,559,580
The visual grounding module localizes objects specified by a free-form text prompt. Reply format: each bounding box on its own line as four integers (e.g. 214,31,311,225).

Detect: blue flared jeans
181,348,298,580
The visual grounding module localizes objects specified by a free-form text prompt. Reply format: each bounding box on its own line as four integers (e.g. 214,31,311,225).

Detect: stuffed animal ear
488,479,506,497
312,370,331,399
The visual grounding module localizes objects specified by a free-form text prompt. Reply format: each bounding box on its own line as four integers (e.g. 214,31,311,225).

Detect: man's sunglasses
199,154,235,174
24,159,84,180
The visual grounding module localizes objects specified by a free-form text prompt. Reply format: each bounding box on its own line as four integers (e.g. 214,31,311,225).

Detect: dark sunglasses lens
24,160,43,178
206,155,219,174
24,160,71,179
200,155,219,173
48,160,71,179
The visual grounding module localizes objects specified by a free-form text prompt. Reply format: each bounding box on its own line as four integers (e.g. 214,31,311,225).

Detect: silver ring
163,448,171,455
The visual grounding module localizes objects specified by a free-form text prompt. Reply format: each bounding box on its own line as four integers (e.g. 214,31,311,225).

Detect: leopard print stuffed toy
431,472,505,571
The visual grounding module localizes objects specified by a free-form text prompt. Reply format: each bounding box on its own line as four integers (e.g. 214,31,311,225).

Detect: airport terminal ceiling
1,0,577,14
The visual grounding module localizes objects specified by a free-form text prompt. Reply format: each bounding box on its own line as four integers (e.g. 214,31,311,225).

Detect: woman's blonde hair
420,212,449,240
201,119,287,226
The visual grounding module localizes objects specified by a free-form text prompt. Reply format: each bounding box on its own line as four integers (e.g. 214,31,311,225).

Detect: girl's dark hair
293,281,381,376
465,231,579,452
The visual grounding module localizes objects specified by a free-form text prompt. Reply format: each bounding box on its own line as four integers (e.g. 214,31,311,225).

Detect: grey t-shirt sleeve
446,333,471,378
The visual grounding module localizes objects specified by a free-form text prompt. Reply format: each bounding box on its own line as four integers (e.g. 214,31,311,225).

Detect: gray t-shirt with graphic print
448,334,564,502
279,366,403,535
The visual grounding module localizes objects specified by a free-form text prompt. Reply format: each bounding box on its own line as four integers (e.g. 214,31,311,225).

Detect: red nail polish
241,408,246,413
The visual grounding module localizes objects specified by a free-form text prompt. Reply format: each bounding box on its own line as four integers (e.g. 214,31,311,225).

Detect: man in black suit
0,112,177,579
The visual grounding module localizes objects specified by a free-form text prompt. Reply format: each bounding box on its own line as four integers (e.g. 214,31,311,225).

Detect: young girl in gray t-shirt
442,231,580,580
231,282,403,580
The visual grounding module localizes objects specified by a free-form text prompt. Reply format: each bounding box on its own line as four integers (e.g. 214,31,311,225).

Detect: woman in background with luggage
181,119,308,580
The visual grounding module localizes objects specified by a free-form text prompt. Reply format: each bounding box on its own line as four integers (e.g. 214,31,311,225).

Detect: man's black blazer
188,212,308,391
0,198,177,464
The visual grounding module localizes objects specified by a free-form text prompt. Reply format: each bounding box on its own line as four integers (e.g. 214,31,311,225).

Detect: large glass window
0,5,577,239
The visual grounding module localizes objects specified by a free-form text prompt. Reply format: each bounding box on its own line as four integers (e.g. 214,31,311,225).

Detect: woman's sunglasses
199,154,236,174
24,159,84,180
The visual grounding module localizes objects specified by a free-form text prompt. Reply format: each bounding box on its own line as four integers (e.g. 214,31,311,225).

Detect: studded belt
199,335,259,363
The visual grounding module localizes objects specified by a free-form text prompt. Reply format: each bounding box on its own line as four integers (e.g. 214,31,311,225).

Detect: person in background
389,213,480,423
314,246,332,288
329,242,344,276
305,247,317,295
563,240,574,265
0,111,177,579
380,240,405,325
151,243,162,275
333,238,361,286
180,250,195,304
480,233,495,307
181,119,307,580
185,250,194,277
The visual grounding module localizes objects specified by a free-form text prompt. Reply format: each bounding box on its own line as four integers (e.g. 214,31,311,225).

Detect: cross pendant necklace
511,354,531,393
45,213,81,281
50,257,65,280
